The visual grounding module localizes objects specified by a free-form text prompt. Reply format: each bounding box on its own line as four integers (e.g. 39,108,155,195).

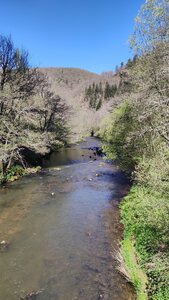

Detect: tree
120,62,124,68
115,65,119,73
96,98,102,111
99,81,103,95
100,3,169,297
0,34,68,176
104,81,111,99
126,58,133,68
130,0,169,55
129,0,169,143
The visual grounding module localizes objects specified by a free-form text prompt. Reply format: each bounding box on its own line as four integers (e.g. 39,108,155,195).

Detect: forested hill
41,67,120,141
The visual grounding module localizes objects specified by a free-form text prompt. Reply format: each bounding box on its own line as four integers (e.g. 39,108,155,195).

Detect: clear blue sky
0,0,144,73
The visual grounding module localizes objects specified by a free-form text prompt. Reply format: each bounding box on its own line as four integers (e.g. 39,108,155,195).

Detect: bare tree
0,35,68,178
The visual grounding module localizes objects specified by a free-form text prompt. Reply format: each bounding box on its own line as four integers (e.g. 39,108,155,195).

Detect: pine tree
99,82,103,95
104,82,111,99
96,98,102,110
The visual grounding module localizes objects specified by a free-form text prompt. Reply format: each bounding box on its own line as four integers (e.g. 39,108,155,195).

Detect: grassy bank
99,103,169,299
121,236,147,300
99,100,169,299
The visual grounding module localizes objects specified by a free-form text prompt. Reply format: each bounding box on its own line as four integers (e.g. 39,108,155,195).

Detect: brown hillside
41,67,120,142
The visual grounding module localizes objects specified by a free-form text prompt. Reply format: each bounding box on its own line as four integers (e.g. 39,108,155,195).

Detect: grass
121,236,148,300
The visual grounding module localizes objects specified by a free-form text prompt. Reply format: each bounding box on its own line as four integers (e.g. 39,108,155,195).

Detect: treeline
84,56,138,111
99,1,169,299
114,55,138,74
84,82,117,110
0,35,68,183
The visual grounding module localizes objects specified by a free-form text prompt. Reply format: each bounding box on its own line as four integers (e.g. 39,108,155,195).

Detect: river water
0,138,135,300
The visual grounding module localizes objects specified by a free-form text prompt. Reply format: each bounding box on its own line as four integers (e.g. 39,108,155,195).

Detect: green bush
99,102,136,170
5,165,25,181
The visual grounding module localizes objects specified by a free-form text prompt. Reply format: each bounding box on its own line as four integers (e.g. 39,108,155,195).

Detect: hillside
41,67,120,142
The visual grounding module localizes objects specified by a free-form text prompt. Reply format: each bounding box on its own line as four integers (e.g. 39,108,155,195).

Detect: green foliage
134,143,169,195
121,185,169,252
152,287,169,300
101,101,169,298
146,254,169,299
5,165,25,182
84,81,117,110
100,101,142,171
99,1,169,298
121,184,169,299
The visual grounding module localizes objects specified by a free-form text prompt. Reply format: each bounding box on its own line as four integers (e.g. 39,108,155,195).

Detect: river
0,137,135,300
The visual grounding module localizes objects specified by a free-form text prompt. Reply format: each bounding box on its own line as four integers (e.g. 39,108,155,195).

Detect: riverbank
98,101,169,300
0,165,42,185
0,141,65,186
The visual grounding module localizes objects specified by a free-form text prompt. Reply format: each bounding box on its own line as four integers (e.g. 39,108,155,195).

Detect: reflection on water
0,138,135,300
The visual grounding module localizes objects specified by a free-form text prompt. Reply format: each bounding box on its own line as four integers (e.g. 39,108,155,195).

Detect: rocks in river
86,231,92,238
0,240,6,245
0,240,9,252
54,167,61,171
88,146,104,157
95,173,100,177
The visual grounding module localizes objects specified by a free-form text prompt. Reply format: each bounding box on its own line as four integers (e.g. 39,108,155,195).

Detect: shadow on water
0,137,135,300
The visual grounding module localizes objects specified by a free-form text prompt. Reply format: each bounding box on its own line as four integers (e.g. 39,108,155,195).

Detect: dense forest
0,36,68,183
99,0,169,299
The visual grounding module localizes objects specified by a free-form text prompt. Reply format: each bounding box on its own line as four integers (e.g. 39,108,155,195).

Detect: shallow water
0,138,135,300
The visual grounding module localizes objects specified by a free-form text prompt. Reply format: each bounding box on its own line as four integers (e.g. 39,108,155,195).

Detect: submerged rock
95,173,100,177
53,167,61,171
0,240,9,252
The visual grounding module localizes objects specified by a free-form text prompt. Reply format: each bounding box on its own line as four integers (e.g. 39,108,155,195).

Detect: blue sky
0,0,144,73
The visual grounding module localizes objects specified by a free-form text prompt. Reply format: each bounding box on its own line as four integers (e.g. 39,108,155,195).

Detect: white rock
0,240,6,245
